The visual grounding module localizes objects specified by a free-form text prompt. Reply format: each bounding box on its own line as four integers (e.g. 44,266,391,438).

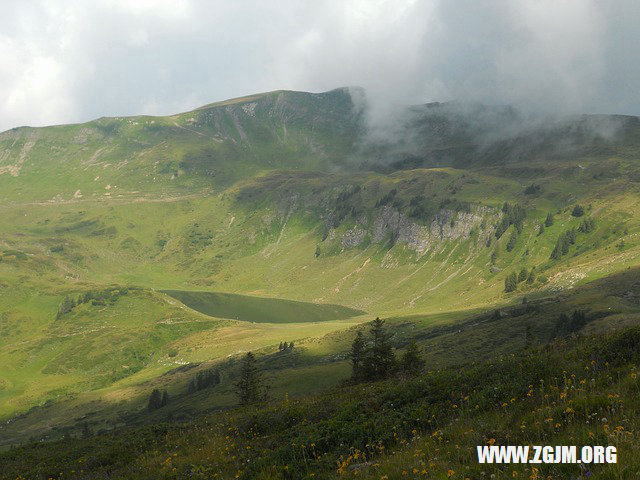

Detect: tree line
145,319,425,411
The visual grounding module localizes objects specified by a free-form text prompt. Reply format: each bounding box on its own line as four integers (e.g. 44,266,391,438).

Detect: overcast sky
1,0,639,132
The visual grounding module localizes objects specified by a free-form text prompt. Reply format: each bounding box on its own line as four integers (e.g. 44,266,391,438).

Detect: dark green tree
56,296,76,320
538,223,545,236
545,212,554,227
526,271,536,284
288,341,295,350
147,388,163,411
578,218,595,233
235,352,265,405
349,331,366,382
362,318,396,381
506,231,518,252
504,272,518,293
569,310,587,332
518,267,528,283
160,390,169,407
187,379,196,394
196,371,205,390
571,205,585,217
400,341,425,376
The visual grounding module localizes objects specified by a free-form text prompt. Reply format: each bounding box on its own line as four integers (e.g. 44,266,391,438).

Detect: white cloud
0,0,638,132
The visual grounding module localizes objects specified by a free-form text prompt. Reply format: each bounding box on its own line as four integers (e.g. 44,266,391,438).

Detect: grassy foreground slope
2,269,640,479
1,88,640,459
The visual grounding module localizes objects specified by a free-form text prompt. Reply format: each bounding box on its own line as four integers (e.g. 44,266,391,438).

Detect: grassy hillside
2,269,640,479
0,88,639,474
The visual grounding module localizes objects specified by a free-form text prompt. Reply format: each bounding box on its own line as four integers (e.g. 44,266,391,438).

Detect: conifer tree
362,318,395,380
545,212,554,227
349,331,366,381
504,272,518,292
506,231,517,252
196,371,205,390
160,390,169,407
187,379,196,394
401,341,425,376
526,271,536,284
518,267,528,283
235,352,264,405
288,341,294,350
56,296,76,320
147,388,162,411
571,204,585,217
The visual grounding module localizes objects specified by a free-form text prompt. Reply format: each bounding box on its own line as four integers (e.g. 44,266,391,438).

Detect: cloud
0,0,638,132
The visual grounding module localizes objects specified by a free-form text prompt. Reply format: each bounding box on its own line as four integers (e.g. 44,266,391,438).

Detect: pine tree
282,341,288,351
147,388,163,411
362,318,395,381
526,271,536,284
235,352,264,405
569,310,587,332
401,341,425,376
160,390,169,407
545,212,554,227
56,296,76,320
278,342,284,351
288,341,294,350
349,331,366,381
538,223,545,236
504,272,518,293
506,231,517,252
518,267,528,283
187,379,196,394
571,204,585,217
578,218,595,233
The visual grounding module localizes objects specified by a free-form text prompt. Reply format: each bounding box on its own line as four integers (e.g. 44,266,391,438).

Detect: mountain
0,88,639,474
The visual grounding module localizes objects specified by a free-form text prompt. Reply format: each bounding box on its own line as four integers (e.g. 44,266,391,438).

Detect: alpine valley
1,88,640,479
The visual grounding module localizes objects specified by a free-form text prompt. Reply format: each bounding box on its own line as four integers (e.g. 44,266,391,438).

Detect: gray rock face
341,227,367,248
365,205,488,253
